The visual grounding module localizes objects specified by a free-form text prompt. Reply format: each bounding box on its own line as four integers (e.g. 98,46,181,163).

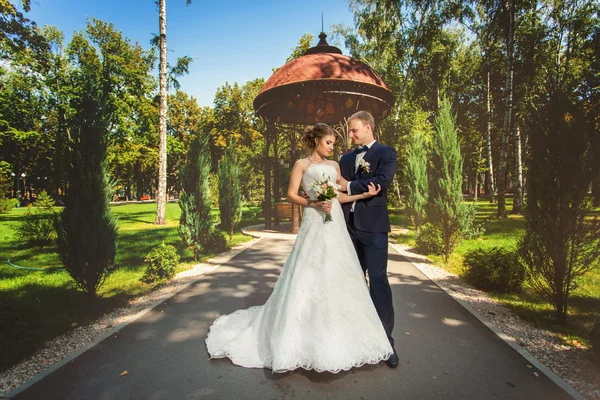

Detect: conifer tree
405,125,429,232
218,139,241,243
178,129,212,261
426,98,472,261
518,90,600,324
57,54,117,299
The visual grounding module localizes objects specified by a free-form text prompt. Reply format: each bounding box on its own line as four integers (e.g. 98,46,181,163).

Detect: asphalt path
9,238,575,400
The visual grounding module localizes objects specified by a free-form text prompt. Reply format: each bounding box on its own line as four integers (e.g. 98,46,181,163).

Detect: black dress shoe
386,348,399,368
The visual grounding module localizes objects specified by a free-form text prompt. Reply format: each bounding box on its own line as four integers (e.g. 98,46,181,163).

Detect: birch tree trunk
485,70,496,202
155,0,168,225
475,141,483,202
512,125,524,214
522,128,529,198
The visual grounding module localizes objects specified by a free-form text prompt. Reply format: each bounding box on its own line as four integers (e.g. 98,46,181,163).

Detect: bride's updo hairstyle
302,123,334,152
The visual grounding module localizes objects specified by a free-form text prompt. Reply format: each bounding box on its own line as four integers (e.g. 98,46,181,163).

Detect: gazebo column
290,135,300,234
264,123,275,230
273,137,280,227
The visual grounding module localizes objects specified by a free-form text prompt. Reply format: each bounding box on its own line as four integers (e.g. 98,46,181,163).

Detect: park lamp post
20,172,26,205
10,172,25,207
36,176,47,192
10,172,16,205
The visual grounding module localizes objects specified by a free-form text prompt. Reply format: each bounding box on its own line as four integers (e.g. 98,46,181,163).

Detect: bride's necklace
308,155,327,165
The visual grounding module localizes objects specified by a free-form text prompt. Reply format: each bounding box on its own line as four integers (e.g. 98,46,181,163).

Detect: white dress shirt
348,140,376,212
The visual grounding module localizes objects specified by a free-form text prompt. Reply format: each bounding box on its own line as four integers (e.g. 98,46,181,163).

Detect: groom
337,111,399,368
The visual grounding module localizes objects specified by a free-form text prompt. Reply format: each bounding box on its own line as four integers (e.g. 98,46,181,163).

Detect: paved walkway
8,237,575,400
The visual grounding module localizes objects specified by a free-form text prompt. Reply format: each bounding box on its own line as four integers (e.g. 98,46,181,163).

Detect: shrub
463,206,486,239
142,243,180,283
0,198,18,213
35,191,56,211
14,192,58,246
241,209,262,224
463,247,525,293
202,230,228,254
415,223,444,255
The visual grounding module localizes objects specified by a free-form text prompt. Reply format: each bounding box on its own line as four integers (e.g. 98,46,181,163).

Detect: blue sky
28,0,356,107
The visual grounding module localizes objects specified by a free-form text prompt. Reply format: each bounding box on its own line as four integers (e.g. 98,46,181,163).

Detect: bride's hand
313,201,332,213
362,183,381,198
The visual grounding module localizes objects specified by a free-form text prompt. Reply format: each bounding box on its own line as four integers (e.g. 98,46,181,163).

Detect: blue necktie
354,145,369,154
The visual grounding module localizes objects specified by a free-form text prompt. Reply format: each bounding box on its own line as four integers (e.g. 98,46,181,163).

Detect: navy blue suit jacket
339,142,397,233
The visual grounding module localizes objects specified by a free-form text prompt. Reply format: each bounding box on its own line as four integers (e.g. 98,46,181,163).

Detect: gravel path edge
391,242,598,400
0,237,262,398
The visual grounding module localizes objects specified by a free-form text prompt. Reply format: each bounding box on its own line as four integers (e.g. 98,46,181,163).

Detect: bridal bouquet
311,174,340,222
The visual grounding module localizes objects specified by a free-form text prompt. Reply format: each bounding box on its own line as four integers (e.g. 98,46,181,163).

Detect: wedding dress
205,163,393,373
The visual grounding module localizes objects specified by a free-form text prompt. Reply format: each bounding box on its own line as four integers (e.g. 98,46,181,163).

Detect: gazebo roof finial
303,15,342,56
304,30,342,55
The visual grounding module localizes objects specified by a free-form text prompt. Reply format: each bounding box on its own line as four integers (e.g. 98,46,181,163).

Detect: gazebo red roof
258,53,391,95
253,33,395,125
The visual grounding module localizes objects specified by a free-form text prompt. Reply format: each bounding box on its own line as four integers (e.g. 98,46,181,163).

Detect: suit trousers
348,212,395,347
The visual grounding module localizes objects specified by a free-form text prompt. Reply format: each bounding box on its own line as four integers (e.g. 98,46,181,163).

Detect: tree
496,0,515,218
57,29,118,300
178,127,212,261
155,0,193,225
404,111,429,232
519,90,600,324
155,0,168,224
426,98,472,261
209,79,265,203
518,0,600,324
218,139,242,242
511,124,524,213
0,0,48,60
285,33,313,63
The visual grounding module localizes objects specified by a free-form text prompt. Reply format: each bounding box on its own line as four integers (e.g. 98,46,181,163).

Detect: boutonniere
358,159,371,173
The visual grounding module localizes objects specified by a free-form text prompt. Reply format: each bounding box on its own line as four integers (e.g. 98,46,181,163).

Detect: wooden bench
273,202,303,233
274,202,293,219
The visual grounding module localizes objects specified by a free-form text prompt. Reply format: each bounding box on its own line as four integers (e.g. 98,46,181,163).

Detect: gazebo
253,32,395,233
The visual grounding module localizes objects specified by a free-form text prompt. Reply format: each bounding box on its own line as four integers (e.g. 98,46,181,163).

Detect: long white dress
205,163,393,373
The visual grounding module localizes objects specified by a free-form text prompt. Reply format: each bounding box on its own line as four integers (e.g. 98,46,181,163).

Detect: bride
205,123,394,373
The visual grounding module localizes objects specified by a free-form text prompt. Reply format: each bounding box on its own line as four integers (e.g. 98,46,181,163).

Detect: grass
0,203,260,372
391,197,600,347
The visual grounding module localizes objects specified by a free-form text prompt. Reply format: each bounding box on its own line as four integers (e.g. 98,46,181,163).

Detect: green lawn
0,203,260,372
391,198,600,347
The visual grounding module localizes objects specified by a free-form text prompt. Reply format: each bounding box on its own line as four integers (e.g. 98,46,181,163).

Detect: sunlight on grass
0,202,257,371
391,197,600,345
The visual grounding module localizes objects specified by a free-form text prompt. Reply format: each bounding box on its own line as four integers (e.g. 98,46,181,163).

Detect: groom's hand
336,176,349,191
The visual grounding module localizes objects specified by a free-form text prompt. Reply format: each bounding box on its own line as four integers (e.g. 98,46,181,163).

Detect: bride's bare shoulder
294,158,311,170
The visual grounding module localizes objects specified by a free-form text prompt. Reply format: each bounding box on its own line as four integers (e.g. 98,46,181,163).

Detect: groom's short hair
348,111,375,132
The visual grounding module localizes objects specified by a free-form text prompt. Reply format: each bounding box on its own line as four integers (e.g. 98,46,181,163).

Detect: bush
202,230,228,254
15,209,58,246
463,206,486,239
34,190,56,212
241,209,262,224
142,243,180,283
14,192,58,246
0,198,18,213
415,223,444,255
463,247,525,293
